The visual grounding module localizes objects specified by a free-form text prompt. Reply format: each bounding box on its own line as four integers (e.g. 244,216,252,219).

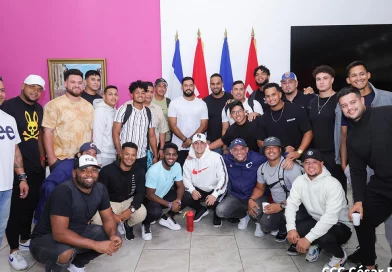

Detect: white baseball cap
192,133,207,143
75,155,101,169
24,75,45,90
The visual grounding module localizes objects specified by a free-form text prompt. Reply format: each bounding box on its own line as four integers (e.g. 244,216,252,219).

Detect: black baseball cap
155,78,168,87
302,149,323,162
261,137,284,153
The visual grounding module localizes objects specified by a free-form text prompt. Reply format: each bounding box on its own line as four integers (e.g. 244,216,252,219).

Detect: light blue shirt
145,161,183,198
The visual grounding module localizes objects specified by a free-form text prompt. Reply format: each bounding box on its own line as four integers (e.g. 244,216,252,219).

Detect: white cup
352,213,361,226
262,202,269,212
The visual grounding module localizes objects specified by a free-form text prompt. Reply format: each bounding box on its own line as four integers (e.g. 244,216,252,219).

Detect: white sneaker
323,250,347,271
254,222,265,237
9,250,28,270
141,224,152,241
67,263,86,272
19,239,30,252
238,215,250,230
117,222,125,235
270,229,279,236
159,216,181,231
305,244,320,263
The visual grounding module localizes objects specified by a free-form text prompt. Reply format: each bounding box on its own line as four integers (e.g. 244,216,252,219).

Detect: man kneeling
285,149,352,271
30,155,122,272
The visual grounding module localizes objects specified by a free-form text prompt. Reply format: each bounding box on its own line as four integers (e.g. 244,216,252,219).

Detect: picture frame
47,58,107,100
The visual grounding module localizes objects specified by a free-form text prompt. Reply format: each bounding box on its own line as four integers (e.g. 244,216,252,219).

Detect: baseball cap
261,137,284,153
192,133,207,143
302,149,323,162
24,75,45,90
74,155,101,169
155,78,168,87
229,138,247,150
281,72,297,81
79,142,101,154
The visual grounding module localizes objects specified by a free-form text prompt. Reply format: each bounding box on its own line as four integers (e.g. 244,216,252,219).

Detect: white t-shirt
0,110,21,191
168,96,208,151
222,98,264,125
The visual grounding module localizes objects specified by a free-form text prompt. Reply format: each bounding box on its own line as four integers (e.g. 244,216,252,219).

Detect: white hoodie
183,145,228,198
93,99,117,163
285,167,352,243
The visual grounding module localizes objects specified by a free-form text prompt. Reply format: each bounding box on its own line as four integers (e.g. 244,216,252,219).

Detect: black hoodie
98,160,145,209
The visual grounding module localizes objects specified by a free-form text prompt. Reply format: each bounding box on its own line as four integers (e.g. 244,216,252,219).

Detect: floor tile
191,235,237,249
27,262,45,271
377,234,391,253
192,213,234,236
144,231,191,249
190,247,243,272
290,251,341,272
239,248,299,272
0,246,36,271
136,249,189,272
234,226,286,249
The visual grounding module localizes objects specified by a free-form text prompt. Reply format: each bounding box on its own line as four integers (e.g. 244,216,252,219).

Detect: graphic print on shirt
23,111,39,141
192,167,209,175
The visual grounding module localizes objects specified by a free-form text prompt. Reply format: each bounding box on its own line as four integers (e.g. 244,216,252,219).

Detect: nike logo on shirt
192,167,209,175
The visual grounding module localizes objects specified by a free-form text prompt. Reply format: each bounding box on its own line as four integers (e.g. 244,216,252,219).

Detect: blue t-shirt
145,161,183,198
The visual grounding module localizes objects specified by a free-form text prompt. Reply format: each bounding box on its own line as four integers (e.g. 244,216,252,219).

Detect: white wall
160,0,391,91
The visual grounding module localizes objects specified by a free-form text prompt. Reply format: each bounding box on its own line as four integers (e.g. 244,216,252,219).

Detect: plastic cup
262,202,269,212
352,212,361,226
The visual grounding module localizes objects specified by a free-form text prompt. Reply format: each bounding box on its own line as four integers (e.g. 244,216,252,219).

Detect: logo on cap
285,72,291,77
307,151,313,156
90,143,96,148
265,137,275,142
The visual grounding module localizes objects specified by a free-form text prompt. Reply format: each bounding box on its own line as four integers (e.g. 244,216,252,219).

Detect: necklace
271,104,284,122
317,95,332,114
267,163,280,177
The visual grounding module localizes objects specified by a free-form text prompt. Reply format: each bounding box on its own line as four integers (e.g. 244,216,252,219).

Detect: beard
23,91,38,103
75,176,96,189
212,88,223,95
256,79,269,88
183,89,194,97
163,158,175,167
66,87,82,97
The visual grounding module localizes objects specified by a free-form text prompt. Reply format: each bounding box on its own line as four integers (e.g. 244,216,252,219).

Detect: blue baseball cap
229,138,247,150
281,72,297,81
79,142,101,154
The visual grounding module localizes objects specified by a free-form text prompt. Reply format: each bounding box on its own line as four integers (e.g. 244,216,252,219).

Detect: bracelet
18,173,27,181
168,202,172,209
159,148,164,151
182,137,187,143
40,157,46,161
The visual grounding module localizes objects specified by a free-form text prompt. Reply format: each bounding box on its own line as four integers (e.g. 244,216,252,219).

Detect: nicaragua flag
168,38,184,100
219,37,233,93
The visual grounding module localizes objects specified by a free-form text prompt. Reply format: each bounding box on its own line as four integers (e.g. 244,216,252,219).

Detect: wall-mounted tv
290,24,392,93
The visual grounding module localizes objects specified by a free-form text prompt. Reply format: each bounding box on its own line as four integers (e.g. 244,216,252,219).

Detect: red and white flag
192,31,209,98
244,29,258,97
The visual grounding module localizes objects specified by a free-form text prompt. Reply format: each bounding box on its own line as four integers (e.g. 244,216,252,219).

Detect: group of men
0,60,391,271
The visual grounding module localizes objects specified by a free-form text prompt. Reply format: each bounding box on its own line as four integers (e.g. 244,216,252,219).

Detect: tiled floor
1,190,391,271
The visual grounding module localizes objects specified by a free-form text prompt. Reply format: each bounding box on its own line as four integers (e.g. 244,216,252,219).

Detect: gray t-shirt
257,157,303,203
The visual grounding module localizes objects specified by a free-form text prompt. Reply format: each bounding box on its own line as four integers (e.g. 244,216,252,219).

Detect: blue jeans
0,189,12,243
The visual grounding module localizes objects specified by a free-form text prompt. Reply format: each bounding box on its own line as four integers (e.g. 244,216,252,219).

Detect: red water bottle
186,211,194,232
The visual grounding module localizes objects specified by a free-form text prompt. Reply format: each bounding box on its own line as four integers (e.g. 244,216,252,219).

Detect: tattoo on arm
14,145,24,170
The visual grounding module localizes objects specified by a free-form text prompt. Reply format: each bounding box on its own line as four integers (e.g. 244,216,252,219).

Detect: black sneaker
227,218,240,223
347,246,377,264
124,222,135,241
194,206,209,223
213,212,222,227
287,244,301,256
275,230,287,243
390,258,392,267
344,264,378,272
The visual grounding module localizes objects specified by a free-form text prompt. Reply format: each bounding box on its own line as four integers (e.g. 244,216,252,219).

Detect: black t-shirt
81,91,102,104
2,97,43,172
259,102,312,149
282,91,316,112
221,117,262,152
253,89,269,112
31,180,110,238
308,94,338,152
203,92,233,142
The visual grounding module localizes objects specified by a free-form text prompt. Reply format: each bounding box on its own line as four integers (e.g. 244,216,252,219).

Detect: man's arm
286,130,313,161
14,145,28,198
112,122,122,156
211,156,228,198
38,128,46,167
99,207,118,238
146,187,171,208
284,179,302,232
131,171,146,209
209,139,224,151
340,126,348,170
174,180,185,202
248,182,266,218
168,117,187,141
347,141,367,203
148,127,158,162
221,121,229,137
43,127,57,166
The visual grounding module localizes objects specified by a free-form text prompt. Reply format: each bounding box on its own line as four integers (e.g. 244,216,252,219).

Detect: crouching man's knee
58,249,75,265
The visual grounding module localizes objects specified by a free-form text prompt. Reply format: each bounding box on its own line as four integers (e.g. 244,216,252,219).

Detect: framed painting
47,58,107,99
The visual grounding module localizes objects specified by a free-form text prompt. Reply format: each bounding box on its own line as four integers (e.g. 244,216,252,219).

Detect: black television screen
290,24,392,93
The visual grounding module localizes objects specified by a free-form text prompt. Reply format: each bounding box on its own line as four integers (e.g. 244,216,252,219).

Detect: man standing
30,155,122,272
285,149,351,271
113,80,158,172
307,65,347,194
338,87,392,271
203,73,233,154
0,76,6,107
152,78,171,143
2,75,46,270
168,77,208,166
250,137,303,242
281,72,315,110
183,133,228,227
81,70,102,104
259,83,313,162
92,142,147,241
141,143,193,240
249,65,271,112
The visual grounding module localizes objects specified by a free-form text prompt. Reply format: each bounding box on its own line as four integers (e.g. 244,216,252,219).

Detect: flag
244,31,258,97
219,36,233,93
168,37,184,100
192,32,209,98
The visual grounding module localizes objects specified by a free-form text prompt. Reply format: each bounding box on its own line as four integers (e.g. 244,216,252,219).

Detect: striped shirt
114,103,155,158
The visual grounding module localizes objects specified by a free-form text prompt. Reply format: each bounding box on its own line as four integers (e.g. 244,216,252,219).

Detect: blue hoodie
223,150,268,200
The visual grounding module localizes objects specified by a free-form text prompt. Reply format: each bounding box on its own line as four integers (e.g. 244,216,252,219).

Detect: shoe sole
305,255,319,263
275,237,287,243
287,251,301,256
213,222,222,228
8,260,28,271
141,234,152,241
254,232,265,237
18,246,30,252
194,210,209,223
159,219,181,230
270,230,279,236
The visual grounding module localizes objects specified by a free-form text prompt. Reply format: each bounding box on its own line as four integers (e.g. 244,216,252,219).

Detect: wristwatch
297,149,303,155
131,207,135,213
18,173,27,182
280,203,286,209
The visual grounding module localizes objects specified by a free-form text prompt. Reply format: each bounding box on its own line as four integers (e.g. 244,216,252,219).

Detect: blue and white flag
168,38,184,100
219,37,233,93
